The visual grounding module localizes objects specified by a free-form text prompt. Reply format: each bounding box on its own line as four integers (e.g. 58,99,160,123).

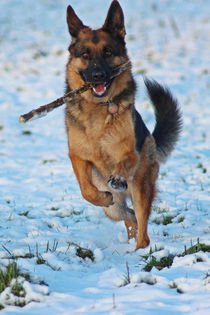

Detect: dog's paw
107,175,128,192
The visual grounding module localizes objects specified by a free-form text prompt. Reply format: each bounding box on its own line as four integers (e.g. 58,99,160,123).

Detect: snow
0,277,49,309
0,0,210,314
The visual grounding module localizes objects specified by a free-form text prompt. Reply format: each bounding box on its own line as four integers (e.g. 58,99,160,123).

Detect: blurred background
0,1,209,312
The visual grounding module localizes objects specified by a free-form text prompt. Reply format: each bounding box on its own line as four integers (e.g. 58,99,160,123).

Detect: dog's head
66,0,130,101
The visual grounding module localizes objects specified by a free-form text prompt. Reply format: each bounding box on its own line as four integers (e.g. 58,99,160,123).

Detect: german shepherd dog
65,1,182,250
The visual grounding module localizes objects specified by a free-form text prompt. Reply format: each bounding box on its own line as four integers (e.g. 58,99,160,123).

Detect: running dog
65,0,182,249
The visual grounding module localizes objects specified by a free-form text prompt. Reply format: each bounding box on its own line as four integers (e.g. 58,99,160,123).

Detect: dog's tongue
94,84,105,93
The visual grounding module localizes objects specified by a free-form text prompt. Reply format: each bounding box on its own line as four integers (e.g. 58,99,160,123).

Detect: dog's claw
107,175,128,192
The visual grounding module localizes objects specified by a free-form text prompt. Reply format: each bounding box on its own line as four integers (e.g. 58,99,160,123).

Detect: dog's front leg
69,153,114,207
108,151,139,192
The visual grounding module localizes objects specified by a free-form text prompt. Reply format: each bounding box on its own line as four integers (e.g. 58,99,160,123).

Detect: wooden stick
19,83,92,124
19,61,131,124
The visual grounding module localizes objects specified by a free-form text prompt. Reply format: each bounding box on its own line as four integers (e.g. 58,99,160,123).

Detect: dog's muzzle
80,65,113,98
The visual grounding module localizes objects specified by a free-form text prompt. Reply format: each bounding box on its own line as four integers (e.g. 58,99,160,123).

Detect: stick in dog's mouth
19,61,131,124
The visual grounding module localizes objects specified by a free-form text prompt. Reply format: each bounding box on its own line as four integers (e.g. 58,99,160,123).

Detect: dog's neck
65,73,136,122
98,100,119,114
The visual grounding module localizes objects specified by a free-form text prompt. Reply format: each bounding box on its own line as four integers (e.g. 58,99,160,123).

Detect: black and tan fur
65,1,182,249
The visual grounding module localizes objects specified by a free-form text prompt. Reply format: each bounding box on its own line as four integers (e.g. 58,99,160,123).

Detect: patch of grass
143,239,210,273
30,69,40,76
201,132,206,140
55,70,62,76
21,130,32,135
67,242,94,262
183,239,210,255
34,242,61,271
127,35,136,41
4,65,12,72
43,159,57,164
33,50,49,59
197,162,207,173
152,217,161,225
160,171,167,177
2,244,34,260
0,262,48,309
152,214,175,225
76,247,94,261
169,281,178,289
177,216,185,223
201,69,209,75
142,278,157,285
169,281,185,294
181,177,186,183
141,244,164,261
71,210,82,216
162,215,175,225
36,254,46,265
36,254,60,271
0,262,19,294
50,206,60,211
152,205,169,214
55,49,64,56
0,125,3,131
11,280,26,298
19,211,29,217
143,254,175,272
0,262,31,307
16,87,25,92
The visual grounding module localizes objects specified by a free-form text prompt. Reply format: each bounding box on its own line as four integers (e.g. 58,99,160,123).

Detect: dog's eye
104,48,112,57
82,52,89,60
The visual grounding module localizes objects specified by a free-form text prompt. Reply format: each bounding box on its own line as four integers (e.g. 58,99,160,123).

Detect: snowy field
0,0,210,314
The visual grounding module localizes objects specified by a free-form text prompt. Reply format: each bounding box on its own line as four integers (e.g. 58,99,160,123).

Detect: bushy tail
144,78,182,163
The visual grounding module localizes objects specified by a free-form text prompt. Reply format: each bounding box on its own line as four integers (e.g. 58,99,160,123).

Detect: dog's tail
144,78,182,163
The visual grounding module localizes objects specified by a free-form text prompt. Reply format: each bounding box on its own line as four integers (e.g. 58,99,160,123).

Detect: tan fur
65,9,159,250
66,86,159,249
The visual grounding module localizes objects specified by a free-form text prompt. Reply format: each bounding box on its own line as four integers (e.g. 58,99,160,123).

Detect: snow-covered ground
0,0,210,314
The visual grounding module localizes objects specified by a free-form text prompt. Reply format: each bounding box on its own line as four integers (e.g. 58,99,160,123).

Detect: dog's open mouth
91,80,113,98
92,84,107,97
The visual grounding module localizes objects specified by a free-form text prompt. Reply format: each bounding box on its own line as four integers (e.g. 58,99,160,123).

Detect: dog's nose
92,70,106,82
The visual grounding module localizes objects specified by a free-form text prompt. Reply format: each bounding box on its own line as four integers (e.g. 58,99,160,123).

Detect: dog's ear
66,5,86,37
102,0,126,39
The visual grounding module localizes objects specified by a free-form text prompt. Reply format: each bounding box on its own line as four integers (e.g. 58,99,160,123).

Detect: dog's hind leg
92,166,137,239
130,136,159,250
103,194,136,223
123,208,137,240
103,194,138,242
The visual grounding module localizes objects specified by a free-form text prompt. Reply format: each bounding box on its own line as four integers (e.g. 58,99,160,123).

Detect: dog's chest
71,119,119,160
68,108,135,168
